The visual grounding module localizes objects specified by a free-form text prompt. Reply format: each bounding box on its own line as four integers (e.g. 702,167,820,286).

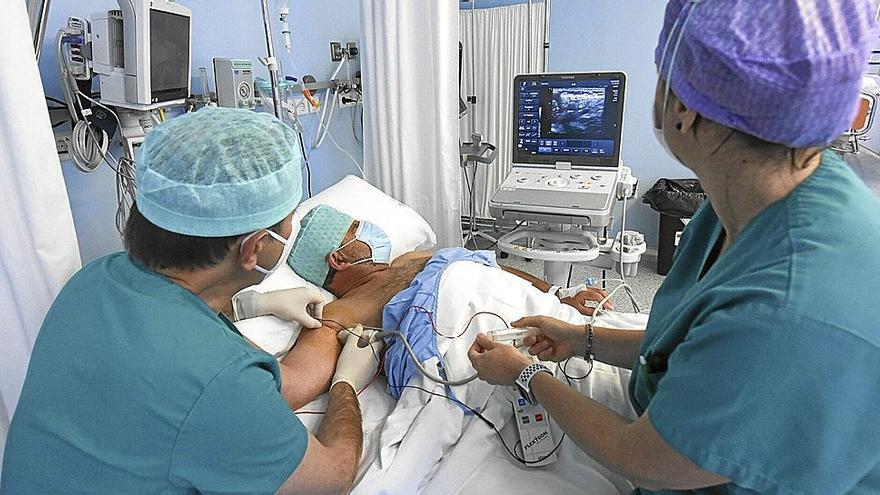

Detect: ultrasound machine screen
513,73,625,167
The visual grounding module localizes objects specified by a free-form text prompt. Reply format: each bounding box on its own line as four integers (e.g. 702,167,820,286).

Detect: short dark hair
123,203,283,271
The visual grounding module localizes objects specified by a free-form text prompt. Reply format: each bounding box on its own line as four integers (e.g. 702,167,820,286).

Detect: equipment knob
621,231,645,246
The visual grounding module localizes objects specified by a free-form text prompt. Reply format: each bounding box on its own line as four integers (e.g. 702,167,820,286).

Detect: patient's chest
325,252,431,329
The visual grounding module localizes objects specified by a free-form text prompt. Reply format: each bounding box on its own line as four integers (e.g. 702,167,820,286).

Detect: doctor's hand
514,316,585,362
468,334,532,386
332,325,383,393
235,287,327,328
560,288,614,316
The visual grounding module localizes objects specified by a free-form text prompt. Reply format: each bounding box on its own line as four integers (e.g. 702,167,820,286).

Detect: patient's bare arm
500,265,555,293
499,265,612,316
277,304,355,410
277,327,340,410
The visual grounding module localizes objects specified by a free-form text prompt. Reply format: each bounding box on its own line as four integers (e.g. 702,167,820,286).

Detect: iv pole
259,0,284,119
461,1,499,248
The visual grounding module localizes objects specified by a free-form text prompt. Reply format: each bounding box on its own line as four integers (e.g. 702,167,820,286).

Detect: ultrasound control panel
494,168,617,210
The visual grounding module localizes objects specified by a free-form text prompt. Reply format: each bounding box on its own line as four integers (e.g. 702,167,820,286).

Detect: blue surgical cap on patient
656,0,879,148
136,108,303,237
288,205,355,286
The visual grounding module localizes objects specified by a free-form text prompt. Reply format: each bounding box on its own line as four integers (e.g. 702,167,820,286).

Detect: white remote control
512,396,557,466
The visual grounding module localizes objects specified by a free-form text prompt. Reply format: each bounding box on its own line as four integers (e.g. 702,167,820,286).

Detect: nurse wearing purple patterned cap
469,1,880,493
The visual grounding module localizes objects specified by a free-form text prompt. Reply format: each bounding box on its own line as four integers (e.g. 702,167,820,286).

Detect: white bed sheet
288,260,646,494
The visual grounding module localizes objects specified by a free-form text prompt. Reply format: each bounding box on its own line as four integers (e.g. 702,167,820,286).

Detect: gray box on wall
213,58,255,109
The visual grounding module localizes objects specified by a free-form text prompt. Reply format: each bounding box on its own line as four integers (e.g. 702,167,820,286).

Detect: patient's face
323,220,373,288
336,221,373,263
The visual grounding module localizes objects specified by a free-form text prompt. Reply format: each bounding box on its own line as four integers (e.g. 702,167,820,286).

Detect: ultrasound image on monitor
546,87,605,138
513,73,624,165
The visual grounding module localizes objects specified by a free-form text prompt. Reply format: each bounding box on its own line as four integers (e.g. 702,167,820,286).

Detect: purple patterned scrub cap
656,0,879,148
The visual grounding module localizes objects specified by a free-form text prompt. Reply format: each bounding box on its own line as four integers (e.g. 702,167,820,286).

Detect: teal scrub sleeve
168,353,308,494
647,304,880,495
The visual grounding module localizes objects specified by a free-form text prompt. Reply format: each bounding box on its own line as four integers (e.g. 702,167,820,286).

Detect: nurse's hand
514,316,585,362
468,333,532,386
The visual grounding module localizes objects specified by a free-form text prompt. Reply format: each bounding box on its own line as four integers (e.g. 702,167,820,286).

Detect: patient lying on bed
247,205,611,406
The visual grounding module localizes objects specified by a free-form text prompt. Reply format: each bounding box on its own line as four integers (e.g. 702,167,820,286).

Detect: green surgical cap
136,107,303,237
288,205,354,287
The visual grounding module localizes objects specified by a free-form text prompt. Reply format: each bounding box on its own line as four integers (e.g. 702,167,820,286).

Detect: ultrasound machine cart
489,72,646,287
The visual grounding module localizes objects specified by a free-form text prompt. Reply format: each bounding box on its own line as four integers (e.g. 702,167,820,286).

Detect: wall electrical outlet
345,42,359,59
335,90,361,109
55,130,72,159
330,42,345,62
330,41,359,61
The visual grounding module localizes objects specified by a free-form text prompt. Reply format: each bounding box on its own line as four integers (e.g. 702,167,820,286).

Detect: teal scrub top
630,152,880,495
2,253,308,494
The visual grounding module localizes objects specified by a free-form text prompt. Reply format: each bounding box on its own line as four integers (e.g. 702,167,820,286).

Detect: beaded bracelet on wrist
584,323,594,363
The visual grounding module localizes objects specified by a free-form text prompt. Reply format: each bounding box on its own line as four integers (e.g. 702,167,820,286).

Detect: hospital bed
235,175,648,494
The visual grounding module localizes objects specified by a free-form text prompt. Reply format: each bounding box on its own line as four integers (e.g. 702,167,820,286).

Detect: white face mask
242,212,300,281
330,220,392,267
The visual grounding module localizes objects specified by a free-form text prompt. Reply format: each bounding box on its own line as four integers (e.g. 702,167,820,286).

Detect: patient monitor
490,72,646,286
88,0,191,158
91,0,192,111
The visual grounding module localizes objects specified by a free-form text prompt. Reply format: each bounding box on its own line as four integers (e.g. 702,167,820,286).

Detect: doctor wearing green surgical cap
2,108,375,494
469,1,880,494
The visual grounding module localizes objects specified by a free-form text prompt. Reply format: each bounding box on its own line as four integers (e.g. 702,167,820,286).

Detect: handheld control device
490,327,559,466
512,397,558,466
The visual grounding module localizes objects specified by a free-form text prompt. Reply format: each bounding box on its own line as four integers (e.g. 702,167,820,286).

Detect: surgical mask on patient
332,220,392,266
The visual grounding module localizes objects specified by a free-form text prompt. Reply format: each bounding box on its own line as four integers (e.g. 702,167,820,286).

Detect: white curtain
460,2,546,218
360,0,462,248
0,0,81,473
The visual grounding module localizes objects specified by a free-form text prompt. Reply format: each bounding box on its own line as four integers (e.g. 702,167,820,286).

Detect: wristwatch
515,363,553,404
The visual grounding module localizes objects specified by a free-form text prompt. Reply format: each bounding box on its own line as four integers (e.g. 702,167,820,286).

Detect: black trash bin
642,179,707,275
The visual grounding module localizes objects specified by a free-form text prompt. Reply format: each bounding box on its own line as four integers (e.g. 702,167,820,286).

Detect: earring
675,122,683,130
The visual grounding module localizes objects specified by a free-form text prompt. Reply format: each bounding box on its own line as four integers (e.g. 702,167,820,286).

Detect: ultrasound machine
489,72,646,287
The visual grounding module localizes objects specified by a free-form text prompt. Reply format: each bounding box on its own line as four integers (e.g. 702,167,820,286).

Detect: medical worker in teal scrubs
2,109,381,493
469,1,880,493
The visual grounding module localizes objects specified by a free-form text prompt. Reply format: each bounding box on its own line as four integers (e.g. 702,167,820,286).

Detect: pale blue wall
39,0,363,263
460,0,540,9
549,0,688,248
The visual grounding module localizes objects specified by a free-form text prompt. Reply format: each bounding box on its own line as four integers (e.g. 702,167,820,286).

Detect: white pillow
234,174,437,355
297,174,436,259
